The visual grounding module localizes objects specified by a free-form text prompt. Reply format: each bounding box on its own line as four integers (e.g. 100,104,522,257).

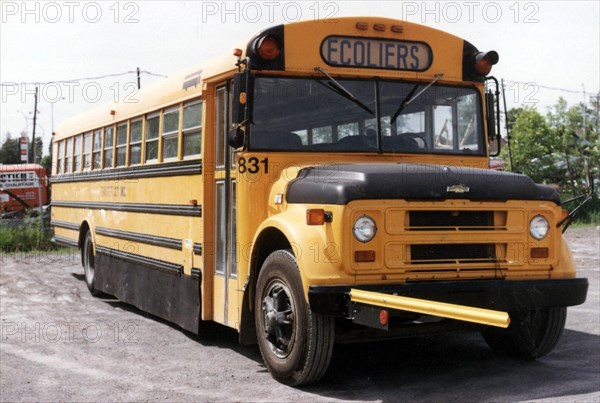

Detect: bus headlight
353,215,377,243
529,215,549,240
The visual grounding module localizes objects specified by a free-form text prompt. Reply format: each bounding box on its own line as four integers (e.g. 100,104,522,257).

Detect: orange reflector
474,51,499,76
531,247,549,259
379,309,389,326
306,209,325,225
356,22,368,30
233,48,243,57
391,25,404,33
256,35,280,60
373,23,386,32
355,250,376,262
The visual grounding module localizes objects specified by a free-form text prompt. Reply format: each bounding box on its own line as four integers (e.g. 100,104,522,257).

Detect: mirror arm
486,76,502,157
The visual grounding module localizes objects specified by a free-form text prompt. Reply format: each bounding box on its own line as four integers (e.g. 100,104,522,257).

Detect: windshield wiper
391,73,443,124
314,66,374,115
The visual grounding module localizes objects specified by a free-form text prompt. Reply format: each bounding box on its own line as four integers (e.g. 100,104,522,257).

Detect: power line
0,70,167,86
505,80,598,95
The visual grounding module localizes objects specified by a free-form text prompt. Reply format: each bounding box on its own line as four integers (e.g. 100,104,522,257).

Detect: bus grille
408,210,494,231
409,243,496,265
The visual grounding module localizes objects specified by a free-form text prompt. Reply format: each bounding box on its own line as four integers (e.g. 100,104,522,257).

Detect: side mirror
229,71,253,149
486,89,501,157
232,72,247,125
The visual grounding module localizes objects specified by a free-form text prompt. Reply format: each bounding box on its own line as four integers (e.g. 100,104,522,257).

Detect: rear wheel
255,250,334,386
482,307,567,359
82,231,101,297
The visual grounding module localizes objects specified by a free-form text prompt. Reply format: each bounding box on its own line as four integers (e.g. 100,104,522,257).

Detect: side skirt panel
95,248,201,334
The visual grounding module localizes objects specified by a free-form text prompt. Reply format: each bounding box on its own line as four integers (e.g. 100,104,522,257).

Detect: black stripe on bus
193,243,202,255
51,160,202,183
95,245,182,276
51,220,80,231
191,268,201,279
95,227,183,250
51,201,202,217
52,235,79,248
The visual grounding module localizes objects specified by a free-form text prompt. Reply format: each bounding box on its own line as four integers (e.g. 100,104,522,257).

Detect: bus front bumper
308,278,588,329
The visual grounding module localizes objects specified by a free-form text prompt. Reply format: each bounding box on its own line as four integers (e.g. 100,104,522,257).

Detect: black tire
482,307,567,359
255,250,334,386
82,231,102,297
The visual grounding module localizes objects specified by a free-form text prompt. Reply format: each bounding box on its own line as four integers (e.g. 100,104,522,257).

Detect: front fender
252,204,349,300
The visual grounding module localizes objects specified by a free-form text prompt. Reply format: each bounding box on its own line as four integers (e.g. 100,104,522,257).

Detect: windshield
249,76,484,155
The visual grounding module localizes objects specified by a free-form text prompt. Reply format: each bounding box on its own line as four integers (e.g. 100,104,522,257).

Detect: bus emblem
447,184,470,193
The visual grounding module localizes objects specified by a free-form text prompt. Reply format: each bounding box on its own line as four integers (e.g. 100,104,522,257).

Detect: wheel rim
84,238,95,285
261,279,296,359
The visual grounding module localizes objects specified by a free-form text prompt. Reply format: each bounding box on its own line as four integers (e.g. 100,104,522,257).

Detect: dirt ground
1,227,598,402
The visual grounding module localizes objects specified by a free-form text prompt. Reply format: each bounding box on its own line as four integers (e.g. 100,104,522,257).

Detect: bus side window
145,114,160,163
73,134,82,172
65,137,73,173
182,101,202,158
92,130,102,170
162,107,179,161
57,140,64,175
104,126,114,169
116,122,128,166
83,132,91,170
129,119,143,165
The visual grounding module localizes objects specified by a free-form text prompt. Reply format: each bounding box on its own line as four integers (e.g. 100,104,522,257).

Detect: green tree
0,136,21,164
507,106,559,183
0,134,44,165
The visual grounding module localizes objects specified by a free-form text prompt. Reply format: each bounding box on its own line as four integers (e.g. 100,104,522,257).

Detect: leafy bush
0,216,55,253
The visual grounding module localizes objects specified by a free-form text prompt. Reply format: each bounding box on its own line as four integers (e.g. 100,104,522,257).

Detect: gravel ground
1,227,598,402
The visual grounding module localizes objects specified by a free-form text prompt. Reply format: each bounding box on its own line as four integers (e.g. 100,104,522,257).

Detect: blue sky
1,1,599,155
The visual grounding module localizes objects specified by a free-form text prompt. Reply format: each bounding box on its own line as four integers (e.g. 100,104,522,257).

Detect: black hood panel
285,164,560,205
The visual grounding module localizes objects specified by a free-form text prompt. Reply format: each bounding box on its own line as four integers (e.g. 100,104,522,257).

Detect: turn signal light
355,250,376,262
474,51,499,76
306,209,333,225
530,247,549,259
256,35,281,60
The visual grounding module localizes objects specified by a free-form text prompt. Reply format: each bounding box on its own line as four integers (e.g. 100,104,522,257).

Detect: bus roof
54,51,238,141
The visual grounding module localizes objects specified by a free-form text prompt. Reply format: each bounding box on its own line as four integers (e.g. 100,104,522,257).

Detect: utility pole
31,86,39,164
581,84,587,141
137,67,141,90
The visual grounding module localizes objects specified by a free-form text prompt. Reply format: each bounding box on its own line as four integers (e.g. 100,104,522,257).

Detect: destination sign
320,36,432,71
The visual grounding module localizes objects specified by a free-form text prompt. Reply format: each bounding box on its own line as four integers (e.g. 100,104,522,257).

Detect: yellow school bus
52,17,588,385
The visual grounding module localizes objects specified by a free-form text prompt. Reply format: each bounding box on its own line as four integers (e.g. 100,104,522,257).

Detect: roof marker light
474,51,499,76
255,35,281,61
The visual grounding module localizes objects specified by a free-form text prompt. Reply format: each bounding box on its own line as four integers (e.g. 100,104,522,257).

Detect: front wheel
255,250,334,386
82,231,102,297
482,307,567,359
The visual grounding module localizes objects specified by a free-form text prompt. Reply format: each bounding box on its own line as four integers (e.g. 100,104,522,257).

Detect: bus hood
285,163,560,205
